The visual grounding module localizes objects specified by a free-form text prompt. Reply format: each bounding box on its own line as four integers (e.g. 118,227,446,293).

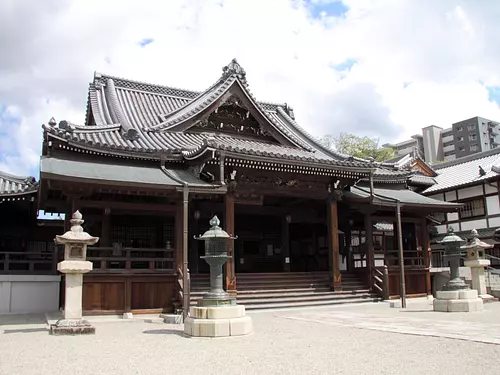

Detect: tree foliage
319,133,396,162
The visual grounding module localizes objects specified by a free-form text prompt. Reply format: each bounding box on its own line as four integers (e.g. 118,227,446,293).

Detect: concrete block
433,299,449,312
184,318,230,337
435,290,459,300
123,312,134,319
229,316,253,336
190,307,207,319
184,317,193,336
161,314,183,324
459,289,478,300
448,298,483,312
206,305,244,319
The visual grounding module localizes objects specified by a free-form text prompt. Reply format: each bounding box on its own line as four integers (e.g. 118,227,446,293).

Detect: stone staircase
189,272,381,311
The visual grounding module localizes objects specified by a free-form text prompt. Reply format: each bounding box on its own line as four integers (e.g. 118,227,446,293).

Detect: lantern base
433,289,484,312
49,319,95,335
197,296,236,307
184,305,253,337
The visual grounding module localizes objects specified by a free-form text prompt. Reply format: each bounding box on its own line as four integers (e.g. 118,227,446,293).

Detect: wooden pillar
282,216,290,272
420,216,432,296
327,197,341,290
101,208,111,247
224,193,236,294
175,201,183,273
345,228,353,272
364,213,374,285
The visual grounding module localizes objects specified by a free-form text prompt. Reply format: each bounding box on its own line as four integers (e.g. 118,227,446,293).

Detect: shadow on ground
3,327,47,334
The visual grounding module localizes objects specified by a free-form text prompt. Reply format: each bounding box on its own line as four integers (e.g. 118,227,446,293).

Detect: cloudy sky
1,0,500,177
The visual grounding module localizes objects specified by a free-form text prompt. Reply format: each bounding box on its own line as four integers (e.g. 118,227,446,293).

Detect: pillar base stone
433,289,484,312
49,319,95,335
184,305,252,337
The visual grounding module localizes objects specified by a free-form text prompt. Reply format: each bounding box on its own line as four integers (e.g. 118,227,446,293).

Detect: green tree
319,133,396,162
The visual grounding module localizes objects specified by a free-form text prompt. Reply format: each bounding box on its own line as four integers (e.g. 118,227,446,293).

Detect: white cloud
1,0,500,176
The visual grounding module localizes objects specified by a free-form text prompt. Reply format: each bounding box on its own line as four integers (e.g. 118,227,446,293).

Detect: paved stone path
282,309,500,345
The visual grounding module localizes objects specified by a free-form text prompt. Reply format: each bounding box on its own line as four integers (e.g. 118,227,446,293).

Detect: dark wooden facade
2,59,462,314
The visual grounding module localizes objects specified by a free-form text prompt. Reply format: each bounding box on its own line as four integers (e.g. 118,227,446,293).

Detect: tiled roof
423,148,500,194
344,185,462,211
409,174,436,186
0,171,38,200
43,59,374,170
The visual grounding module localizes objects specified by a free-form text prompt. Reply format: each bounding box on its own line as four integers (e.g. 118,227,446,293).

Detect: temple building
1,59,461,315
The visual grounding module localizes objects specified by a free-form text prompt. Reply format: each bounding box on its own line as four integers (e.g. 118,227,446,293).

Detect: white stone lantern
50,211,99,335
462,229,495,301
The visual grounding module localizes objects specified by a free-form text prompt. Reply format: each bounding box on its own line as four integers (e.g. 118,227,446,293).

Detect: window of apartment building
459,146,465,152
456,126,464,131
459,198,485,219
444,150,455,156
470,144,478,151
457,136,464,142
467,124,476,131
469,134,477,141
443,141,454,147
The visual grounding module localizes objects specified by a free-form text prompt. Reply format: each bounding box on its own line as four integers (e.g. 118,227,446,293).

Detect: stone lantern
462,229,494,301
184,216,253,337
433,227,483,312
50,211,99,335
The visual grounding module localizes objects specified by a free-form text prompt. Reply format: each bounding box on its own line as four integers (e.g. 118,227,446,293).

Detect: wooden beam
175,201,183,273
365,213,374,286
282,216,290,272
327,197,341,290
74,199,176,213
224,193,236,294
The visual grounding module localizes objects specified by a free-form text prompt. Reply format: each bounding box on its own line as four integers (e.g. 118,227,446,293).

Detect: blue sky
2,0,500,178
306,0,348,19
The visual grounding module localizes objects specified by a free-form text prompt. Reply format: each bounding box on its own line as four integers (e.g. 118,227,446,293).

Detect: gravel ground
1,304,500,375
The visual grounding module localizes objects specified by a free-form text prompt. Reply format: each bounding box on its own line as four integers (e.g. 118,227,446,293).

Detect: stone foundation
184,305,253,337
49,319,96,335
433,289,483,312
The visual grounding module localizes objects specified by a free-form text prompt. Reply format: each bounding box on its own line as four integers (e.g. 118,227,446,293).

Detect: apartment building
385,116,500,163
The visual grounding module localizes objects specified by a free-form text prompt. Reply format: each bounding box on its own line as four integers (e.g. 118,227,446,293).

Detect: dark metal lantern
194,216,237,306
439,227,468,291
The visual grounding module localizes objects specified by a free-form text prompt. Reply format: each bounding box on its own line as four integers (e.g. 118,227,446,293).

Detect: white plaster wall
445,191,457,201
484,183,497,195
436,224,447,234
0,275,60,314
489,216,500,228
447,212,459,222
486,195,500,215
460,219,488,231
457,186,483,200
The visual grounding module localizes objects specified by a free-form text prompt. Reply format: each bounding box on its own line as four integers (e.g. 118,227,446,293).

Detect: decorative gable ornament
221,58,246,83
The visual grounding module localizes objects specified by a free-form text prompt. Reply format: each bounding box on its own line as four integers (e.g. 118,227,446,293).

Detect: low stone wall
0,275,61,314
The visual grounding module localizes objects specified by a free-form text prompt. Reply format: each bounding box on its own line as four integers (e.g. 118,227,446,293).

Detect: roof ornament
221,58,246,83
284,103,295,120
479,165,486,177
48,117,57,127
58,120,75,133
123,128,139,141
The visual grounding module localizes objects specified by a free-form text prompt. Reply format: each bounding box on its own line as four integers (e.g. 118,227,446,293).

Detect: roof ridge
95,71,200,98
432,147,500,170
0,170,37,183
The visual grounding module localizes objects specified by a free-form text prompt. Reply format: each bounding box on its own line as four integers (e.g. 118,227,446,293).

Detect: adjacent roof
40,157,222,192
0,171,38,201
343,185,462,211
42,59,374,171
423,147,500,194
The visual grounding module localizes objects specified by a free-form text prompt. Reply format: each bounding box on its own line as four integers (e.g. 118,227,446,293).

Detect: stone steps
189,272,380,311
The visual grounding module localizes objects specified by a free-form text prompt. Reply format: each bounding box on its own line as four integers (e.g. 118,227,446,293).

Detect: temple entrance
289,222,329,272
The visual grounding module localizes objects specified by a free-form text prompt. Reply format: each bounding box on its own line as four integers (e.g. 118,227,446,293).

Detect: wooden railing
0,249,59,274
384,249,425,268
371,266,389,300
87,247,175,273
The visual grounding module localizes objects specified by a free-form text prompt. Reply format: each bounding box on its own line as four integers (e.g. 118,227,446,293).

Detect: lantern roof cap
55,211,99,245
196,216,233,240
460,229,494,249
439,227,466,245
